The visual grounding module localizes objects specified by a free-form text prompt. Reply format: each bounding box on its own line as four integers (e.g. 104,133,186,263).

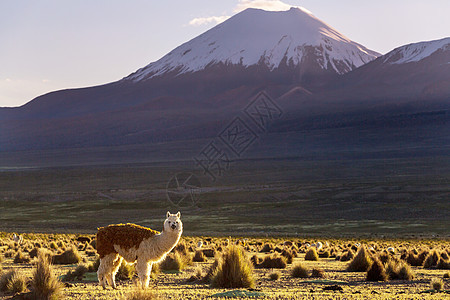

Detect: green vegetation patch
210,289,265,298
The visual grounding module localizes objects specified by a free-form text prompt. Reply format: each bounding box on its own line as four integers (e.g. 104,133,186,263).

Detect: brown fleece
96,223,160,258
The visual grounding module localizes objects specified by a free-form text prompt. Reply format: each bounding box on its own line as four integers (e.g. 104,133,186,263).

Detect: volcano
0,8,448,167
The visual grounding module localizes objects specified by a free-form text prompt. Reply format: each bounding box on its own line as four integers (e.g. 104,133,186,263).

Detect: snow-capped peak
127,7,380,82
384,37,450,64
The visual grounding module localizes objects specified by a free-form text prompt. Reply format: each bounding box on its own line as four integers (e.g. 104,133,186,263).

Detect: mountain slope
0,11,447,159
126,8,379,82
322,37,450,101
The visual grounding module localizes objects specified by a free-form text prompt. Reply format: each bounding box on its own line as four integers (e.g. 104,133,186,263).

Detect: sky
1,0,449,107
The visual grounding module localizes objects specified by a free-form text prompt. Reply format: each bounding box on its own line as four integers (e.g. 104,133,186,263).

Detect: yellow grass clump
210,245,255,289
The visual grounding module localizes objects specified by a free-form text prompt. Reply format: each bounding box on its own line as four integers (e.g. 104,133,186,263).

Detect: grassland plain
0,233,449,299
0,157,448,236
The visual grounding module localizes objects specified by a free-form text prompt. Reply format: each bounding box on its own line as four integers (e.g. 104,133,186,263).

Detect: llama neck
155,229,181,253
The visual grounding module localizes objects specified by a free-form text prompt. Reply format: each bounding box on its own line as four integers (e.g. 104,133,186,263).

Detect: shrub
250,255,262,267
305,248,319,261
291,263,309,278
117,260,135,281
405,252,421,266
269,271,280,281
174,241,188,256
431,278,444,291
257,254,287,269
29,247,40,259
366,258,387,282
0,269,18,292
201,248,216,258
340,250,355,262
311,268,326,278
436,258,450,270
52,247,82,264
193,250,206,262
347,247,372,272
385,260,414,280
417,250,429,265
62,264,89,282
319,250,330,258
6,271,27,294
423,250,440,269
160,251,189,271
202,257,221,283
14,250,30,264
210,245,255,289
31,254,63,300
186,267,203,283
397,261,414,280
281,250,294,264
378,252,391,264
260,244,273,253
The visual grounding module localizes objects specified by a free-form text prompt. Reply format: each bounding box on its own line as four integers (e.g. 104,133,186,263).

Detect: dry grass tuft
160,251,191,272
260,243,274,253
31,254,63,300
423,250,440,269
366,258,387,282
430,277,444,291
268,271,280,281
63,264,89,282
1,269,27,293
210,245,255,289
339,249,355,262
311,268,326,278
193,250,206,262
291,263,309,278
257,254,287,269
436,258,450,270
305,248,319,261
385,259,414,280
6,271,27,294
52,247,82,265
347,247,372,272
13,250,30,264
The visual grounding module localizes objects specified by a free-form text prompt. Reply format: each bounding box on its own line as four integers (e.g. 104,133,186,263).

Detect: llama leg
136,258,151,288
110,256,123,289
97,253,118,289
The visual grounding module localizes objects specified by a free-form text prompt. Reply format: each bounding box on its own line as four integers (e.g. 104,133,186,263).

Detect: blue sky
1,0,449,107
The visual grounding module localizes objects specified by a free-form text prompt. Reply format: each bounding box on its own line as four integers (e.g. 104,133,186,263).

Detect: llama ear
176,211,181,218
166,211,170,218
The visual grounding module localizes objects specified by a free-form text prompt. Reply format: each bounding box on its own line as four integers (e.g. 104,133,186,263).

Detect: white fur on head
164,211,183,234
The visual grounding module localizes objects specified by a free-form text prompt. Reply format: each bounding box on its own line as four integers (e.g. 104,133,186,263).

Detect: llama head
164,211,183,234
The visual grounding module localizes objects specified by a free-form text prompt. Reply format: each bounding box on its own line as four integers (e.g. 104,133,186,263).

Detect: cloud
188,1,313,27
234,0,292,12
188,15,230,27
235,0,313,14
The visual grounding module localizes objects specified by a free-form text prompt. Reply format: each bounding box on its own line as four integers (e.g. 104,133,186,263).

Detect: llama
311,241,323,250
12,233,23,244
96,211,182,289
